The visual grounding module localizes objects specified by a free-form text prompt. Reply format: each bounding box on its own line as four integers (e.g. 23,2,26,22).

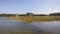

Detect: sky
0,0,60,14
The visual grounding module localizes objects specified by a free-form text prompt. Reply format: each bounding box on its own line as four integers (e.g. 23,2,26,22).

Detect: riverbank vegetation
0,12,60,22
19,16,60,22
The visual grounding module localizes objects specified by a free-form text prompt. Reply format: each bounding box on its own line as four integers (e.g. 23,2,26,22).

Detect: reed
10,16,60,22
19,16,60,22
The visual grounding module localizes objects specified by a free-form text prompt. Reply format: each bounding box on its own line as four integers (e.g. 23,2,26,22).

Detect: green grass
33,16,60,21
10,16,60,22
19,16,60,22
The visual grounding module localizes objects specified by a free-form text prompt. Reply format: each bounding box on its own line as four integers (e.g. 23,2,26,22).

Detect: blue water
32,21,60,34
0,17,60,34
0,17,37,34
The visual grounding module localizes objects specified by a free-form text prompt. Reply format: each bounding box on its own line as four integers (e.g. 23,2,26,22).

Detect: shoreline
8,16,60,22
0,16,60,22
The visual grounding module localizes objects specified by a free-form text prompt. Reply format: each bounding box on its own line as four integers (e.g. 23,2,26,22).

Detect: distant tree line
49,13,60,16
0,12,60,17
0,14,16,17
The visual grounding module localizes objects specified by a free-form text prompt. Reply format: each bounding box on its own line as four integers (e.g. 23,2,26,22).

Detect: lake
0,17,60,34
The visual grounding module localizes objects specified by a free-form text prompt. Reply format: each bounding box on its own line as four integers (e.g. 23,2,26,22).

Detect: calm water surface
0,17,60,34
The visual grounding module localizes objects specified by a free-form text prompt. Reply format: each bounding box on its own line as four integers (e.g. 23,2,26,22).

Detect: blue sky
0,0,60,14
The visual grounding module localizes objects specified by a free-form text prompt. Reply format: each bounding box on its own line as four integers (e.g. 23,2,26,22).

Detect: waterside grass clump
9,16,60,22
19,16,60,22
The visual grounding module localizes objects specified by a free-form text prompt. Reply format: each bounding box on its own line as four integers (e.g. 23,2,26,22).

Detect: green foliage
19,16,60,22
0,14,60,22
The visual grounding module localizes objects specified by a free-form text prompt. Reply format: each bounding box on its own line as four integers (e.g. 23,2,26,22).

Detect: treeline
0,12,60,17
19,12,60,16
49,13,60,16
0,14,16,17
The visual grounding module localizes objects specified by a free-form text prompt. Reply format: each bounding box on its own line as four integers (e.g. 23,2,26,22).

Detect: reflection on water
0,17,37,34
0,17,60,34
32,21,60,34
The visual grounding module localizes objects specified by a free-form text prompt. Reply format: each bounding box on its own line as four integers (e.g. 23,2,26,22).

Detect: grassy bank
19,16,60,22
9,16,60,22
